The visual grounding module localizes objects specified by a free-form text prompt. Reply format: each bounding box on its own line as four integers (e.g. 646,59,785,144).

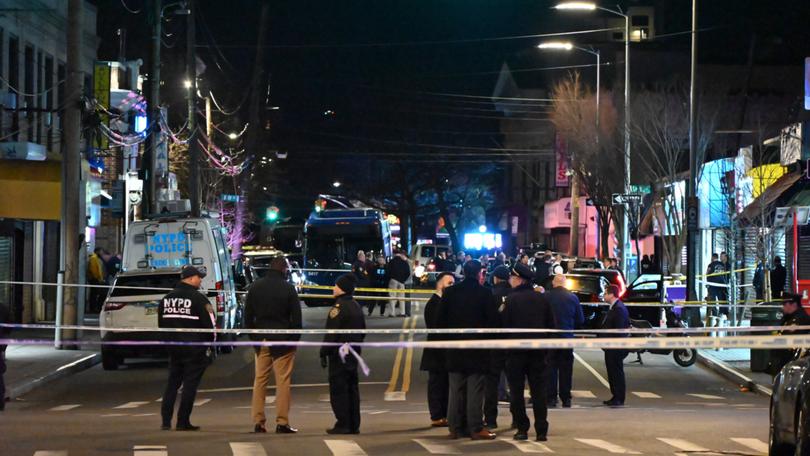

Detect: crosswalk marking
573,353,611,389
133,445,168,456
385,391,406,401
571,390,596,399
100,413,128,417
324,440,368,456
133,413,157,417
730,438,767,453
319,394,331,402
503,439,554,453
657,438,708,452
632,392,661,399
575,439,641,454
114,401,150,409
49,404,81,411
686,394,724,400
265,395,276,405
193,398,211,407
33,452,67,456
229,442,268,456
413,438,462,455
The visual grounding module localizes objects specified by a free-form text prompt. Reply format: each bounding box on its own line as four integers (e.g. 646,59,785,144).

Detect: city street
2,305,769,456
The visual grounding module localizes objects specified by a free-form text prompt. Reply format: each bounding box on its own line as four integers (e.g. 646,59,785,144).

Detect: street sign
612,193,643,206
687,197,699,231
221,194,240,203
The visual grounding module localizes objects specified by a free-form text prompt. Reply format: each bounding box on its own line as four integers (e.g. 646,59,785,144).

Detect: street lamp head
538,41,574,51
554,2,597,10
183,79,192,89
332,181,341,188
227,132,239,140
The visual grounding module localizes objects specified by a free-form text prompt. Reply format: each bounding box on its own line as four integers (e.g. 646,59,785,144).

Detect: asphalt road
1,304,769,456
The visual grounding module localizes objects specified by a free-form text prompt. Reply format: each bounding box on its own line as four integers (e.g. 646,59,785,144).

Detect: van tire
101,350,121,371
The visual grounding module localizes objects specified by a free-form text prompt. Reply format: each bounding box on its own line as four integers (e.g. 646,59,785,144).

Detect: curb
7,353,101,400
696,350,772,397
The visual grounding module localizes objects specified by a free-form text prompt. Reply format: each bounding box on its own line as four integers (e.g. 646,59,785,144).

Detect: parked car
770,348,810,454
99,270,181,370
562,273,610,329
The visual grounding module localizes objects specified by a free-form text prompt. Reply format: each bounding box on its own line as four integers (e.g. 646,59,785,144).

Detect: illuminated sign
463,232,503,251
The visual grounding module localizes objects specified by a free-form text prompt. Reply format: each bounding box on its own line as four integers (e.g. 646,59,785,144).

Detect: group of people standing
421,260,631,442
86,247,122,313
352,250,413,317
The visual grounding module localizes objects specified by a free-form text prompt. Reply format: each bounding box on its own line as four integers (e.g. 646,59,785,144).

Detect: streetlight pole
686,0,701,326
554,1,632,273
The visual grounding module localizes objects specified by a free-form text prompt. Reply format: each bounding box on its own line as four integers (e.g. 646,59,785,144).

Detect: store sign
555,133,569,187
93,62,111,150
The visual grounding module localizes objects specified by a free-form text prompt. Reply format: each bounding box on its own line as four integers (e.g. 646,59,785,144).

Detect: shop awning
739,171,803,222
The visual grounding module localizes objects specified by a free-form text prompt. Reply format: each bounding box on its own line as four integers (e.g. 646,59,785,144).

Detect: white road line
632,392,661,399
324,440,368,456
318,394,331,402
413,438,462,455
132,413,157,417
571,390,596,398
502,439,554,453
367,410,389,415
133,445,168,456
114,401,150,409
573,353,610,389
384,391,406,401
730,438,768,453
657,438,708,452
265,395,276,405
575,439,641,454
198,382,388,394
229,442,268,456
33,452,68,456
100,413,129,417
686,394,724,400
193,398,211,406
49,404,81,411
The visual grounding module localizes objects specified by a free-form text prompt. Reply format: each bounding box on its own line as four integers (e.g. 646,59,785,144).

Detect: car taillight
215,281,225,313
104,301,127,311
617,275,627,298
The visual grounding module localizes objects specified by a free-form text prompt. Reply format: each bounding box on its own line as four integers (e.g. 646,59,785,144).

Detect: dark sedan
770,349,810,454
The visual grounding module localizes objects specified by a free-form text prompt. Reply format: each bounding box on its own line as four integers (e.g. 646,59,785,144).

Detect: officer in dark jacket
158,265,215,431
420,271,456,427
502,262,556,442
0,300,10,411
545,274,584,408
771,256,787,299
351,250,371,288
767,293,810,376
245,257,302,434
601,285,630,407
437,260,499,440
320,274,366,435
484,265,511,429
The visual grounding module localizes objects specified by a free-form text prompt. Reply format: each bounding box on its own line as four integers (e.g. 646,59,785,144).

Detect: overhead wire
119,0,141,14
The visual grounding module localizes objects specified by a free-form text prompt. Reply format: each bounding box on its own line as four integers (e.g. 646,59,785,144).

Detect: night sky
96,0,810,218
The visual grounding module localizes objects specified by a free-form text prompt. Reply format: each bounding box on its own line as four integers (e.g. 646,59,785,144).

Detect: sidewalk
697,348,774,396
4,324,101,401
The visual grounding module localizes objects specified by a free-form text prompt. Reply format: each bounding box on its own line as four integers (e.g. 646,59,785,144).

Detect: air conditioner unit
158,199,191,214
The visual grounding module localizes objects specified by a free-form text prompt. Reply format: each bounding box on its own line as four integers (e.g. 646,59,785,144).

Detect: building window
57,62,65,147
631,15,649,26
45,55,54,151
36,50,43,145
24,45,34,141
8,35,19,141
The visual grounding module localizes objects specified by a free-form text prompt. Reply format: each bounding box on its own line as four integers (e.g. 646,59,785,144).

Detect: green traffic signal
266,206,279,221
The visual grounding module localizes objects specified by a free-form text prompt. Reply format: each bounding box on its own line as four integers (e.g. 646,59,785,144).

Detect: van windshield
111,274,179,297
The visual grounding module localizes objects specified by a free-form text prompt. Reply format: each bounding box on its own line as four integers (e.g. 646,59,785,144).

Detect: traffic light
266,206,279,221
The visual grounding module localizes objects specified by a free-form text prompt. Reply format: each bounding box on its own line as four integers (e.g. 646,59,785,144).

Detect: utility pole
61,0,83,345
187,0,200,217
144,0,162,216
234,0,271,258
685,0,701,326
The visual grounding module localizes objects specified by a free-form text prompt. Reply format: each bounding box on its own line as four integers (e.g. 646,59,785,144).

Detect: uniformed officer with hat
320,273,366,434
501,262,555,442
158,265,216,431
484,265,512,429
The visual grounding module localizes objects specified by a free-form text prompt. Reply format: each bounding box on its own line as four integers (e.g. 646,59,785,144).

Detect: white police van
99,215,239,369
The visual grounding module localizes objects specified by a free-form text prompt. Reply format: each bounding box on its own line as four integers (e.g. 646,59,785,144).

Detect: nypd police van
100,215,239,369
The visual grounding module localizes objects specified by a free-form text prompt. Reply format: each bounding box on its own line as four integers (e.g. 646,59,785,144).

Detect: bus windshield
306,225,382,269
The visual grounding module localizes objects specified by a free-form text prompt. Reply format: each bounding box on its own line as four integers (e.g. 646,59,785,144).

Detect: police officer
320,273,366,435
767,293,810,376
502,262,555,442
159,265,215,431
484,265,511,429
545,274,584,408
601,285,630,407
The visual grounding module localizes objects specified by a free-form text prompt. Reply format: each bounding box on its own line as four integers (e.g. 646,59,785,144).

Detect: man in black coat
158,265,216,431
437,260,499,440
320,274,366,435
0,300,10,411
245,257,302,434
484,265,511,429
420,272,456,427
545,274,584,408
767,293,810,376
351,250,371,288
502,263,556,442
771,256,787,299
385,251,411,317
601,285,630,407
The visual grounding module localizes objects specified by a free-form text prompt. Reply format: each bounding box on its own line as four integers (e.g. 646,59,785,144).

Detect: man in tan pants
245,258,302,433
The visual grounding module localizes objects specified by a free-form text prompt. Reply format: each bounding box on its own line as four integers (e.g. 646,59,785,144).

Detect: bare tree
550,73,623,259
631,86,718,274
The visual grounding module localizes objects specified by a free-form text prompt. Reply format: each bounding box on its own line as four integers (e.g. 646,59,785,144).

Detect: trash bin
750,305,783,372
